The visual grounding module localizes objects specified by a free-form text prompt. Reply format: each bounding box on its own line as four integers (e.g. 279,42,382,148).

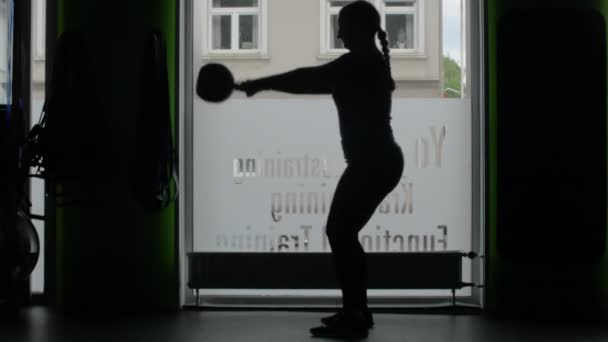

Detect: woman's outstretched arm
236,58,343,96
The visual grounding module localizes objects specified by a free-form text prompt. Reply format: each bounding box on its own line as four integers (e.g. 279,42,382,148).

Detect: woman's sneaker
321,308,374,329
311,310,370,339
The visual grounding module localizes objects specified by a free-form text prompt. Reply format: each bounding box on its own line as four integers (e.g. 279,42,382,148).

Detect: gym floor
2,307,608,342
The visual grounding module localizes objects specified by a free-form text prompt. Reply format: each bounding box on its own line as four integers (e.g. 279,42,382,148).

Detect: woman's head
337,1,380,50
338,1,396,90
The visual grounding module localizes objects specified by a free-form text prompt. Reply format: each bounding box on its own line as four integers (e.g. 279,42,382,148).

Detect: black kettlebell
196,63,235,103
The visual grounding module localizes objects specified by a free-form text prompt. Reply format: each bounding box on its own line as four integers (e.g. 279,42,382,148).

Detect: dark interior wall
486,0,608,319
50,0,178,312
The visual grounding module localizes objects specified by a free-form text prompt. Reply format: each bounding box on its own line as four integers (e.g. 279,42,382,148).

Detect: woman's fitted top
323,50,398,162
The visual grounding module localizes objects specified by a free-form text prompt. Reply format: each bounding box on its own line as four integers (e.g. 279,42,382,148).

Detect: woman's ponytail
377,28,396,91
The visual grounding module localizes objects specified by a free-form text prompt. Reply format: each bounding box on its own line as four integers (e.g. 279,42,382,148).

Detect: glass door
184,0,483,307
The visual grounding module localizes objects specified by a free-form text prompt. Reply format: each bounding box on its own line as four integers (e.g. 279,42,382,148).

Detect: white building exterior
194,0,443,98
23,0,443,105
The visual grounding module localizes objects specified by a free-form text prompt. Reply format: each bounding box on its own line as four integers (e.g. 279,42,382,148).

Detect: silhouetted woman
236,1,404,338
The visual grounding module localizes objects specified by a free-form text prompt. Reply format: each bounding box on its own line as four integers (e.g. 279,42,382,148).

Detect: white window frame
202,0,268,59
319,0,425,59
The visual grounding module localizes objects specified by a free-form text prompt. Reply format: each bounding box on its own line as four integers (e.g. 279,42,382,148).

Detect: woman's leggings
326,144,404,311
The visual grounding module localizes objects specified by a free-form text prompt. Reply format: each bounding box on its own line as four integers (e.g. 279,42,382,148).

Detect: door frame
180,0,486,309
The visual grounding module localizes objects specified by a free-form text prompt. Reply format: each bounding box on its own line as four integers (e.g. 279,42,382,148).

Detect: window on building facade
383,0,416,50
322,0,422,55
205,0,266,56
327,0,355,50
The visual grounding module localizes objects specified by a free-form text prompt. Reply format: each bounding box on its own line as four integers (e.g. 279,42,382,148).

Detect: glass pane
239,15,258,50
386,13,414,49
212,15,232,50
213,0,258,8
443,0,463,97
330,14,344,49
384,0,415,7
191,0,479,303
30,0,45,295
30,219,44,294
0,0,8,104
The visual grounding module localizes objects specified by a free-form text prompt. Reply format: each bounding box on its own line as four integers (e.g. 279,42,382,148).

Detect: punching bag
134,30,177,211
486,1,608,319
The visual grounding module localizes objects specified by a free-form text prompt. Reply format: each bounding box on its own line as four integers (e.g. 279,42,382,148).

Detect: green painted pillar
53,0,178,312
486,0,608,319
